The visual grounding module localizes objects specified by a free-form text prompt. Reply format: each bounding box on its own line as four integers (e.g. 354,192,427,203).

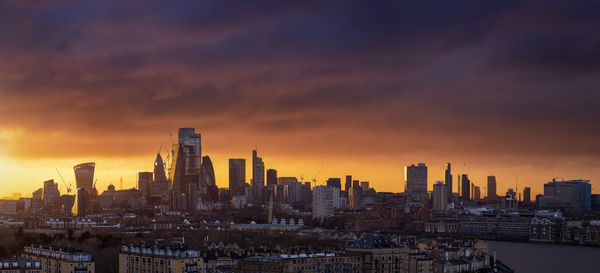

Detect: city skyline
0,128,596,199
1,1,600,198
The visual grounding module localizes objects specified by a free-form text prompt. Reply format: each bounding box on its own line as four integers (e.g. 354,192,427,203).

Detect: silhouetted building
360,181,369,191
138,172,153,198
523,187,531,203
200,155,216,193
266,169,278,186
278,177,298,185
229,158,246,193
433,181,447,211
252,150,265,188
460,174,470,200
60,195,75,215
178,127,201,175
151,153,169,203
473,185,481,201
444,163,452,202
170,128,202,211
349,186,362,210
43,180,60,208
77,188,89,216
326,178,342,189
74,163,95,194
540,179,592,210
345,175,352,193
405,163,428,201
487,176,497,200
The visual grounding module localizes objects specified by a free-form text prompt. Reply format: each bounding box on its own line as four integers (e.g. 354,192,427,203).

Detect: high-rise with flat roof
433,181,448,211
460,174,471,200
444,163,452,201
487,176,497,200
229,158,246,193
252,150,265,188
405,163,428,201
267,169,278,186
523,187,531,203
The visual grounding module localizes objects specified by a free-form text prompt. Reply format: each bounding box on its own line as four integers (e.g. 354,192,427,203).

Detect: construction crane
311,165,324,186
55,168,72,193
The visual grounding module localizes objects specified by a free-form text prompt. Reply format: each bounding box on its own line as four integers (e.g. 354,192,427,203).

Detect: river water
488,241,600,273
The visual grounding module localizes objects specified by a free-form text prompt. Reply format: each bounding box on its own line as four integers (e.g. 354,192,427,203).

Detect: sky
0,0,599,198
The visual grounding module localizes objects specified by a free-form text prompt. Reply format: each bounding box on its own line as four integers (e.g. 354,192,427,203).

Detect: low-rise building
21,245,94,273
119,244,204,273
237,253,361,273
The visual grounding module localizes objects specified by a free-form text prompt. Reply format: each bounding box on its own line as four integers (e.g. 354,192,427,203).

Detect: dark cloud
0,0,599,164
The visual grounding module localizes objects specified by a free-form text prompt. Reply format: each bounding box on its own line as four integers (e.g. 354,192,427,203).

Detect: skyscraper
487,176,497,200
266,169,278,186
252,150,265,188
444,163,452,201
405,163,428,201
169,128,202,211
153,153,167,182
345,175,352,193
200,155,216,187
77,188,89,216
229,158,246,193
433,181,447,211
43,179,60,207
473,185,481,201
178,127,201,175
523,187,531,203
461,174,470,200
74,162,95,193
138,172,153,198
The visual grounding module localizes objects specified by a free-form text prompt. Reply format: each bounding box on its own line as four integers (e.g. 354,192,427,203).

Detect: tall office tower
523,187,531,203
444,163,452,201
541,179,592,210
200,155,216,187
360,181,369,191
405,163,428,201
348,186,363,210
178,128,201,175
312,186,334,219
326,178,342,189
138,172,153,198
345,175,352,193
153,153,167,182
473,186,481,200
43,180,60,207
487,176,497,200
460,174,471,200
169,128,202,211
229,158,246,193
266,169,278,186
352,180,360,188
152,153,169,201
74,163,95,194
433,181,448,211
252,150,265,188
77,188,89,216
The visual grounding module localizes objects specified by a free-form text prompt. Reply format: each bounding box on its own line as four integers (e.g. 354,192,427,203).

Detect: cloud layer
1,0,599,194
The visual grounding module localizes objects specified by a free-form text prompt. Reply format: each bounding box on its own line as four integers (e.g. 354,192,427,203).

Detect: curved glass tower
74,162,95,192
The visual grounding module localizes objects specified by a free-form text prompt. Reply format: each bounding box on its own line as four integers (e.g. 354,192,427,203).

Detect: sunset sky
1,0,599,198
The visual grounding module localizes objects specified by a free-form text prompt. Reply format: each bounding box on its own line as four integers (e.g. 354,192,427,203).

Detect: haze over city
1,0,599,198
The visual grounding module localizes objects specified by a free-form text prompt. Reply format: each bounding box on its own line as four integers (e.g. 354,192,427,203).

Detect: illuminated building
22,245,94,273
119,244,203,273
